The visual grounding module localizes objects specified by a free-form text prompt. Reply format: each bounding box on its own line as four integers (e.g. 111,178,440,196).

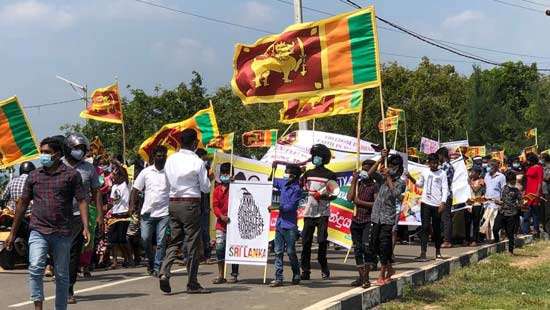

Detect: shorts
108,221,129,245
215,229,227,261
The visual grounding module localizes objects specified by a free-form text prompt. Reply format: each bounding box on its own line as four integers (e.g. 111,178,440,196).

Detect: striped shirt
2,174,28,211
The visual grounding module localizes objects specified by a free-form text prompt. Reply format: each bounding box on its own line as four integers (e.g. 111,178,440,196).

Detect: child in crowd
347,159,378,288
269,164,303,287
465,166,485,246
493,171,522,254
107,165,132,269
212,163,239,284
407,153,449,261
366,150,406,285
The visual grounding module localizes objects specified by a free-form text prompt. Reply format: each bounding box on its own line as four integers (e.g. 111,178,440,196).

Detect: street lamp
546,9,550,16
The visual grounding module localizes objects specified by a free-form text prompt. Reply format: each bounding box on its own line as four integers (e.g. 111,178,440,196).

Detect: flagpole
312,119,316,144
356,106,363,170
535,128,538,147
378,87,387,151
115,77,127,163
404,112,408,152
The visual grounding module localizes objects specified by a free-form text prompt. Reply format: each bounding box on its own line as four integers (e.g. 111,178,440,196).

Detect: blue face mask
486,166,492,172
220,175,231,184
70,149,84,161
40,154,55,168
312,156,323,166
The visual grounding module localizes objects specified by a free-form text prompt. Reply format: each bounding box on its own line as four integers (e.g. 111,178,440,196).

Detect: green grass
383,241,550,310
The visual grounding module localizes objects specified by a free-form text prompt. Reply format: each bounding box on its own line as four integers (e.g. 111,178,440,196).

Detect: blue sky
1,0,549,139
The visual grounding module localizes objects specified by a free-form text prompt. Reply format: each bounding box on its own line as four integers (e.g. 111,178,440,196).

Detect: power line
25,98,83,110
381,51,481,64
132,0,272,34
488,0,543,13
515,0,550,8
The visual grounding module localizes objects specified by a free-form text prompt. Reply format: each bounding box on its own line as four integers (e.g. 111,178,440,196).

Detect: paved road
0,244,474,310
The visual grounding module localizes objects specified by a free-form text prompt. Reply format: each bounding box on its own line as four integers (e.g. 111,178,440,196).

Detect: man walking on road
130,145,170,276
6,137,89,310
159,129,211,294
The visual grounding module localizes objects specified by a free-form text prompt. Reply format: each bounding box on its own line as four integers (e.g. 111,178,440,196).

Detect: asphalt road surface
1,244,474,310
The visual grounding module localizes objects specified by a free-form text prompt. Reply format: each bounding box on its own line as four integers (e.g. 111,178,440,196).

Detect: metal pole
294,0,308,131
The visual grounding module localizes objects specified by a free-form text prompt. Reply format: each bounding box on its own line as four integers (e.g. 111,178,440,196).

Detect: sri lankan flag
232,7,380,104
378,116,398,133
386,107,404,119
465,146,486,158
242,129,278,148
138,105,220,162
80,83,123,124
206,132,234,152
407,147,418,157
279,91,362,124
525,128,537,139
0,97,39,168
491,150,505,163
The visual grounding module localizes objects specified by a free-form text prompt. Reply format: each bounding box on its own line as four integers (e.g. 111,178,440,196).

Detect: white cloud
0,1,75,29
242,1,273,24
443,10,484,28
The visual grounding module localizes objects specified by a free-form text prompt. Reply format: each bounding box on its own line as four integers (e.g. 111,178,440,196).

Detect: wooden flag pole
356,106,363,170
404,112,408,152
393,117,399,151
535,128,538,147
115,78,127,163
378,86,387,150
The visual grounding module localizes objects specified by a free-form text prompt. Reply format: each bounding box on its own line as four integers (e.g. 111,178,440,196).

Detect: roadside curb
314,235,534,310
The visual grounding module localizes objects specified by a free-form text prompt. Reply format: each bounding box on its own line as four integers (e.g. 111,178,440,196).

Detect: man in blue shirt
269,164,303,287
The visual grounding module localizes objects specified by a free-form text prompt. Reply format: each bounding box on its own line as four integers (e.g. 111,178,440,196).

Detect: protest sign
420,137,439,154
225,182,272,266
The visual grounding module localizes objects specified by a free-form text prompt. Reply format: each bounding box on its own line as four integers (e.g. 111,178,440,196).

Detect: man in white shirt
130,145,170,277
480,160,506,240
159,129,211,294
407,154,449,261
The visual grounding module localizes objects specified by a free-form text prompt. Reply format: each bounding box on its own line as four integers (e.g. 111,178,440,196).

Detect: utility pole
294,0,308,131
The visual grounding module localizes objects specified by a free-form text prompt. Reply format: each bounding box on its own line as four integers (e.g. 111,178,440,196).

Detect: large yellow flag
138,105,220,163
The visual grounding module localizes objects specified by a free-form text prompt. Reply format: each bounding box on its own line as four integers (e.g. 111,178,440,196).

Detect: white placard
225,181,272,266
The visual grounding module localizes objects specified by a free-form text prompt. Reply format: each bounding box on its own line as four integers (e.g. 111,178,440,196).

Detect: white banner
225,181,272,266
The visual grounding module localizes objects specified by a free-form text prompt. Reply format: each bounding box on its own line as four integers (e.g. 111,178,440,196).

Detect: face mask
359,170,369,179
282,173,290,180
513,163,520,169
486,166,492,172
482,163,488,168
312,156,323,167
70,149,84,161
40,154,55,168
155,158,166,168
220,175,231,184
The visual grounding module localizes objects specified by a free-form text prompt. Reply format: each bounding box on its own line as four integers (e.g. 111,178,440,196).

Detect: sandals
212,277,227,284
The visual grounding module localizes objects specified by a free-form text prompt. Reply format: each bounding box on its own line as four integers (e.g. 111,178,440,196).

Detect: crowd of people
1,128,549,310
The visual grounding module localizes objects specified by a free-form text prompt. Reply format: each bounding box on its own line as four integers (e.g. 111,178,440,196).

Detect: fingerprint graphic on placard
237,188,264,240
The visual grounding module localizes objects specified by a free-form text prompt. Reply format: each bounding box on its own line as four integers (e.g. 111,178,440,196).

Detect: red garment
525,164,544,206
212,183,229,231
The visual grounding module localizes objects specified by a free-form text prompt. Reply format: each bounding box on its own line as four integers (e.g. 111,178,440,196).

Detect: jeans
420,203,442,253
442,198,453,242
301,216,329,276
350,221,376,267
464,205,483,243
493,213,516,253
141,214,170,273
160,202,203,288
28,230,72,310
367,223,393,265
214,230,239,277
274,227,300,281
522,205,540,234
69,218,84,296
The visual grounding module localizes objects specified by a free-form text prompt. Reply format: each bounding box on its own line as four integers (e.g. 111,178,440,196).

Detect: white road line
8,267,186,308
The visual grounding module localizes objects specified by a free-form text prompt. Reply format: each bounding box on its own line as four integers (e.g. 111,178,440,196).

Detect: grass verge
382,240,550,310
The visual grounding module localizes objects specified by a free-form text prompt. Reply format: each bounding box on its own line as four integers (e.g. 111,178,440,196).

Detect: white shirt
484,172,506,199
164,149,211,198
133,165,169,217
416,169,449,207
110,182,130,214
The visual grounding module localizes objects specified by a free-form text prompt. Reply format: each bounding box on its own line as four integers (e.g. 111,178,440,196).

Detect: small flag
0,96,40,168
465,146,486,158
90,136,107,158
279,91,362,124
491,150,505,163
232,7,380,104
242,129,278,148
207,132,235,152
378,116,399,133
407,147,418,157
138,105,220,162
386,107,404,119
525,128,537,139
80,83,123,124
523,145,538,155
